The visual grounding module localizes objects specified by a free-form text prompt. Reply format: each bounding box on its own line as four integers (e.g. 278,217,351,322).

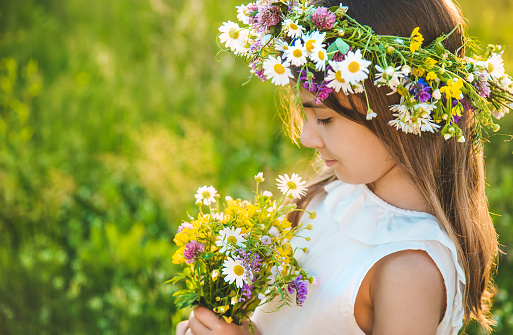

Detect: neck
366,165,431,214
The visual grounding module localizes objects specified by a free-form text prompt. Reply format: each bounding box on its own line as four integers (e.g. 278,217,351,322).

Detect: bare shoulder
370,250,446,335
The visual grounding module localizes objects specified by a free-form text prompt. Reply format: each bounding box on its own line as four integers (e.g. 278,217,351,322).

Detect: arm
370,250,446,335
176,307,261,335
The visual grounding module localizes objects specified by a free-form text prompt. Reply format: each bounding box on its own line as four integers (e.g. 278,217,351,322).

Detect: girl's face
299,89,397,185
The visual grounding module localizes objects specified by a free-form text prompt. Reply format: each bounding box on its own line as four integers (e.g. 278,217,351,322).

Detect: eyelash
317,117,332,125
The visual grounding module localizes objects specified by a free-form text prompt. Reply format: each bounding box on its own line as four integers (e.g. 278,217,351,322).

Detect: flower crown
218,0,513,143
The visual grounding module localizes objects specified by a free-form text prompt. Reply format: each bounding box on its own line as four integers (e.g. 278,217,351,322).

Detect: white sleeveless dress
251,180,465,335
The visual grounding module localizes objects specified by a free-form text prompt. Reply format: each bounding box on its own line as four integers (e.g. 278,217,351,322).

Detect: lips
320,156,337,167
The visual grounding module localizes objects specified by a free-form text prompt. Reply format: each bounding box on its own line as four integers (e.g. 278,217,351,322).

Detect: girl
177,0,506,333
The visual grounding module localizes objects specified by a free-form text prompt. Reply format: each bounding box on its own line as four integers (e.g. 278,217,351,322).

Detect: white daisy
216,227,246,254
325,60,354,95
352,82,365,93
236,4,251,25
388,102,440,135
374,64,404,91
262,56,293,86
274,38,289,52
262,190,273,197
218,21,244,51
283,19,305,38
284,41,307,67
302,31,326,55
338,49,372,85
232,28,253,55
486,53,506,79
195,186,218,206
276,173,307,199
222,257,247,288
310,47,328,71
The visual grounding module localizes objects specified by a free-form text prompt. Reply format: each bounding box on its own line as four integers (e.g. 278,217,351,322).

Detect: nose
300,117,324,149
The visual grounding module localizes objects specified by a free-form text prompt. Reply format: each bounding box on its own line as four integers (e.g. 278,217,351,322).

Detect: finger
189,310,212,334
176,320,189,335
185,329,194,335
193,306,222,329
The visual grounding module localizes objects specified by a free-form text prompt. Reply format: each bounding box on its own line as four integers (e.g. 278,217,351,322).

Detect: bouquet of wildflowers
169,172,316,326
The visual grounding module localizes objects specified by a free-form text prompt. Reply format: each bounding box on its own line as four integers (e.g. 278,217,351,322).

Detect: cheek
329,125,395,184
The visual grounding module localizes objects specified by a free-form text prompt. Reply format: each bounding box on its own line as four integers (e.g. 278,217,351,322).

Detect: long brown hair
284,0,499,332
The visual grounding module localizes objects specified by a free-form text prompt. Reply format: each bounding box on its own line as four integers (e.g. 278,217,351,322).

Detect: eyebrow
302,101,327,108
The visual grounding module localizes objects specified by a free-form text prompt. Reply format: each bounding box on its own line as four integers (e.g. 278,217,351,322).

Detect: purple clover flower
287,275,308,306
474,72,491,98
409,78,431,103
183,240,205,264
298,68,333,104
311,7,336,30
253,4,281,33
245,3,259,26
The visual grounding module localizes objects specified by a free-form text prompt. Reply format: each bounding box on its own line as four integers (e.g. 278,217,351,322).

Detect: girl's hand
175,306,257,335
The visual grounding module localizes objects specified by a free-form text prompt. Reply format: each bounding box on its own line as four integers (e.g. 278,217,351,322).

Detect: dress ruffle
323,180,465,327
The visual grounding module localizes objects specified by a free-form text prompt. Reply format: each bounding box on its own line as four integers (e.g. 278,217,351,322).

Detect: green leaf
172,289,194,297
327,42,338,60
335,38,350,55
201,252,215,260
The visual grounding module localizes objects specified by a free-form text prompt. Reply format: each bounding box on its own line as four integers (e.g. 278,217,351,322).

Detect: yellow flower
172,247,186,264
246,204,259,217
411,68,425,77
452,105,462,117
409,27,424,53
280,219,292,229
439,79,464,99
424,57,437,69
223,316,233,324
173,229,195,247
426,71,437,81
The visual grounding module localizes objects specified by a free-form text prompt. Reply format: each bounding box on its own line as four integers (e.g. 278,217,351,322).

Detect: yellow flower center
286,181,297,189
274,63,285,74
293,49,302,58
318,50,325,60
488,63,494,72
335,71,345,83
233,265,245,276
228,28,239,40
348,61,360,73
290,23,298,30
227,236,237,244
306,40,316,53
202,191,211,198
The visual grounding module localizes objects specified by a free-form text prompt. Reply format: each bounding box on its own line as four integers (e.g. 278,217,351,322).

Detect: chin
333,170,371,186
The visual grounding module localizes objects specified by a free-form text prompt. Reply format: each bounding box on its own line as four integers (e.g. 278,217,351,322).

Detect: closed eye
317,117,332,125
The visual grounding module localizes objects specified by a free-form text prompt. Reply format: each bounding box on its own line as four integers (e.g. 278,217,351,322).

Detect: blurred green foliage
0,0,511,334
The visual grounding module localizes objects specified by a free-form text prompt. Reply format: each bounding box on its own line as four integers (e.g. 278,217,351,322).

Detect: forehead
298,86,355,110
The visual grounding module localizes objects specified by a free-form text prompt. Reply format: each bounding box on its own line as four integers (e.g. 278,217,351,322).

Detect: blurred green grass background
0,0,511,334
